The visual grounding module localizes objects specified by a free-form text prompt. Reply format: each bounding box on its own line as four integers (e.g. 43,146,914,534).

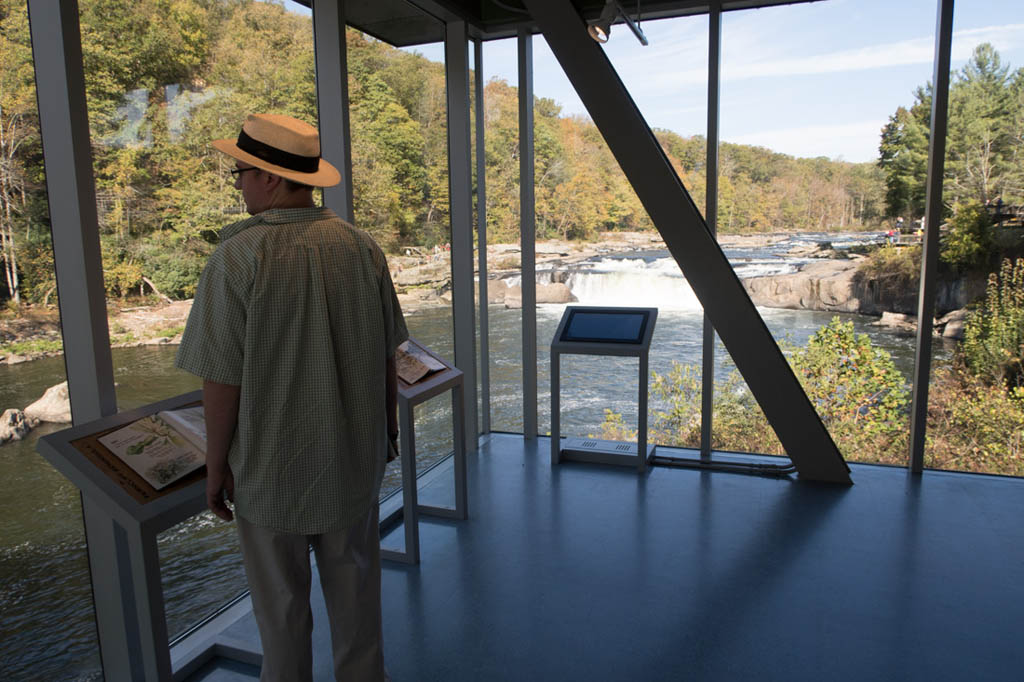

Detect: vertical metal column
27,1,139,678
474,38,491,435
446,21,479,452
909,0,955,473
518,27,538,439
700,2,722,461
312,0,355,221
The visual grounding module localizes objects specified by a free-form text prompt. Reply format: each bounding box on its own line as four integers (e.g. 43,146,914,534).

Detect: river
0,234,951,680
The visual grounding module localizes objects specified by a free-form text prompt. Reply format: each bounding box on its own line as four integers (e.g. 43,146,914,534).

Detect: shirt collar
219,206,338,241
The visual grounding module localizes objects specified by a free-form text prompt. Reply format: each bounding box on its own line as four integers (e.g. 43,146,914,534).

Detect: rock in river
24,381,72,424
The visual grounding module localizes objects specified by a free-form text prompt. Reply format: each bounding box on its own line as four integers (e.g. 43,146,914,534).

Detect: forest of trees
0,0,887,306
879,43,1024,220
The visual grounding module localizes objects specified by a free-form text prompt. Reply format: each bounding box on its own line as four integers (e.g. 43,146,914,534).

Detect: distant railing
986,203,1024,226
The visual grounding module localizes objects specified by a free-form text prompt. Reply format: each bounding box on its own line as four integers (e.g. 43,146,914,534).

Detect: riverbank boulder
24,382,72,424
503,282,576,308
0,409,37,444
938,308,970,339
743,259,862,312
871,312,920,335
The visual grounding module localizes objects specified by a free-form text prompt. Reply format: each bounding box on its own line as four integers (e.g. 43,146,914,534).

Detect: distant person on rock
176,113,407,682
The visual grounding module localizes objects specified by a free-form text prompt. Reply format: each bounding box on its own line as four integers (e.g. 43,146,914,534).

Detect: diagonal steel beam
521,0,851,483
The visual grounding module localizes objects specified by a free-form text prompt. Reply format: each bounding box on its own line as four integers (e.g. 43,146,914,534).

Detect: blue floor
186,434,1024,681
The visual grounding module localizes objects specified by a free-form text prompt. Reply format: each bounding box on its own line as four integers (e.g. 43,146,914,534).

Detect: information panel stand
36,390,213,682
381,338,468,565
551,306,658,472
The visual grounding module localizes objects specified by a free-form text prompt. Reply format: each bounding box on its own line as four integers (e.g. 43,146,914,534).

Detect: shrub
940,199,993,272
103,258,145,298
14,233,57,304
961,257,1024,389
142,248,209,299
854,244,921,301
599,364,782,454
789,317,910,463
601,317,910,464
926,366,1024,475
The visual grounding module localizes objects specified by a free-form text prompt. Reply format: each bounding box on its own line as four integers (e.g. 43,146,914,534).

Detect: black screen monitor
560,309,650,344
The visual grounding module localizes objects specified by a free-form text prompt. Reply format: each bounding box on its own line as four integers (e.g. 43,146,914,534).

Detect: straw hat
212,113,341,188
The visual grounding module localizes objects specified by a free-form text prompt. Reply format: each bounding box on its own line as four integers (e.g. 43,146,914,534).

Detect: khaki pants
236,506,387,682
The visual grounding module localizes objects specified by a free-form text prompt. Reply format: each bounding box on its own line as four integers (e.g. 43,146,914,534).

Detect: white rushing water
529,254,802,311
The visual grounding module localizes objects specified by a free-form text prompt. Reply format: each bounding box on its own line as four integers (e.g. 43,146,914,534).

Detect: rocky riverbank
740,252,981,338
2,230,913,368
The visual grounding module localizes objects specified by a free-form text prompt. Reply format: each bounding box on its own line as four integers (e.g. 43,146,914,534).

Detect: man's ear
263,172,283,190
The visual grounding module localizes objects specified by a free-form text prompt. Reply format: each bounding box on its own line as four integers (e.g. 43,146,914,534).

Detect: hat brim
212,138,341,188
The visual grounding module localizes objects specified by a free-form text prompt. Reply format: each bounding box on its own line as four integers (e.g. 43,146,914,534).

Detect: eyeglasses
230,167,259,179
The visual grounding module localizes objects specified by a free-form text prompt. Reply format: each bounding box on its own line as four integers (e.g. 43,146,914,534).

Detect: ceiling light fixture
587,0,649,46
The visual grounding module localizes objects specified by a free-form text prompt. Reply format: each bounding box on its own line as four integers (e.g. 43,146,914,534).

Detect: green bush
14,233,58,304
601,317,910,463
854,244,921,301
790,317,909,461
926,367,1024,475
941,199,993,272
962,257,1024,389
142,248,209,299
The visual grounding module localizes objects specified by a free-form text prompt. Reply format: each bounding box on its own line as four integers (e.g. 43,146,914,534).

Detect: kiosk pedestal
550,307,658,473
381,339,468,565
36,390,219,682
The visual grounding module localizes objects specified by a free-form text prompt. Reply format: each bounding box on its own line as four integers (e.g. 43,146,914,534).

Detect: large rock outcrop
24,381,72,424
742,259,986,317
742,260,863,313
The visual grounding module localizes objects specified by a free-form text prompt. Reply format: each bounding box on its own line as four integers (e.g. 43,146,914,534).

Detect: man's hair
284,178,313,193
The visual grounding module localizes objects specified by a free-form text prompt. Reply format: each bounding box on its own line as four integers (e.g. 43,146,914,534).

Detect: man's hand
206,463,235,521
388,434,400,462
202,379,241,522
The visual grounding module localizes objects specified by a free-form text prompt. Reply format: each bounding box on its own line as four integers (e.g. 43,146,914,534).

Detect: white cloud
626,23,1024,93
726,24,1024,80
727,120,885,162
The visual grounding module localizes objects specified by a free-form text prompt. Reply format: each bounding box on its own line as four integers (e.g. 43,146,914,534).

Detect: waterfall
555,256,799,311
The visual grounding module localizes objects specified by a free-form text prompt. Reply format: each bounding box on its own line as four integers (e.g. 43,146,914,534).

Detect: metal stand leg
125,524,171,680
551,351,561,465
382,400,420,565
638,352,648,473
419,386,468,520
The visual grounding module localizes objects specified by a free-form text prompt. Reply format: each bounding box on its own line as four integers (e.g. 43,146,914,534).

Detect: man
176,113,407,681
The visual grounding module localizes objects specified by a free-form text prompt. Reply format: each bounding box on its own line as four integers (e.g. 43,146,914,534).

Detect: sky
389,0,1024,163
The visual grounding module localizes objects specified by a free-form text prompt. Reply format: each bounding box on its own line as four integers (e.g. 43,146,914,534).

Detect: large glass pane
78,0,320,642
924,1,1024,475
0,1,95,677
354,27,455,494
709,2,939,465
474,19,715,445
480,37,525,433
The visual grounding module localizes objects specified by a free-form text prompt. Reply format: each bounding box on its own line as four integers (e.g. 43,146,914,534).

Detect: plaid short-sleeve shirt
175,207,408,534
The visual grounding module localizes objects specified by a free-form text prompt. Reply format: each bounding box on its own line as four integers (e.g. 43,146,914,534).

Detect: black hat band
236,129,320,173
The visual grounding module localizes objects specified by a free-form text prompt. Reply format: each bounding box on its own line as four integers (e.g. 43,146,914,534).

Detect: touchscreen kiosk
560,308,650,344
550,306,658,472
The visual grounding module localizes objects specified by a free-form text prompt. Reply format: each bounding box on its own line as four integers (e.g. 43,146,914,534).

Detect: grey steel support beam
28,0,115,425
446,20,479,452
700,1,722,461
518,27,538,439
27,1,148,679
909,0,954,473
312,0,355,221
521,0,850,483
474,38,492,434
